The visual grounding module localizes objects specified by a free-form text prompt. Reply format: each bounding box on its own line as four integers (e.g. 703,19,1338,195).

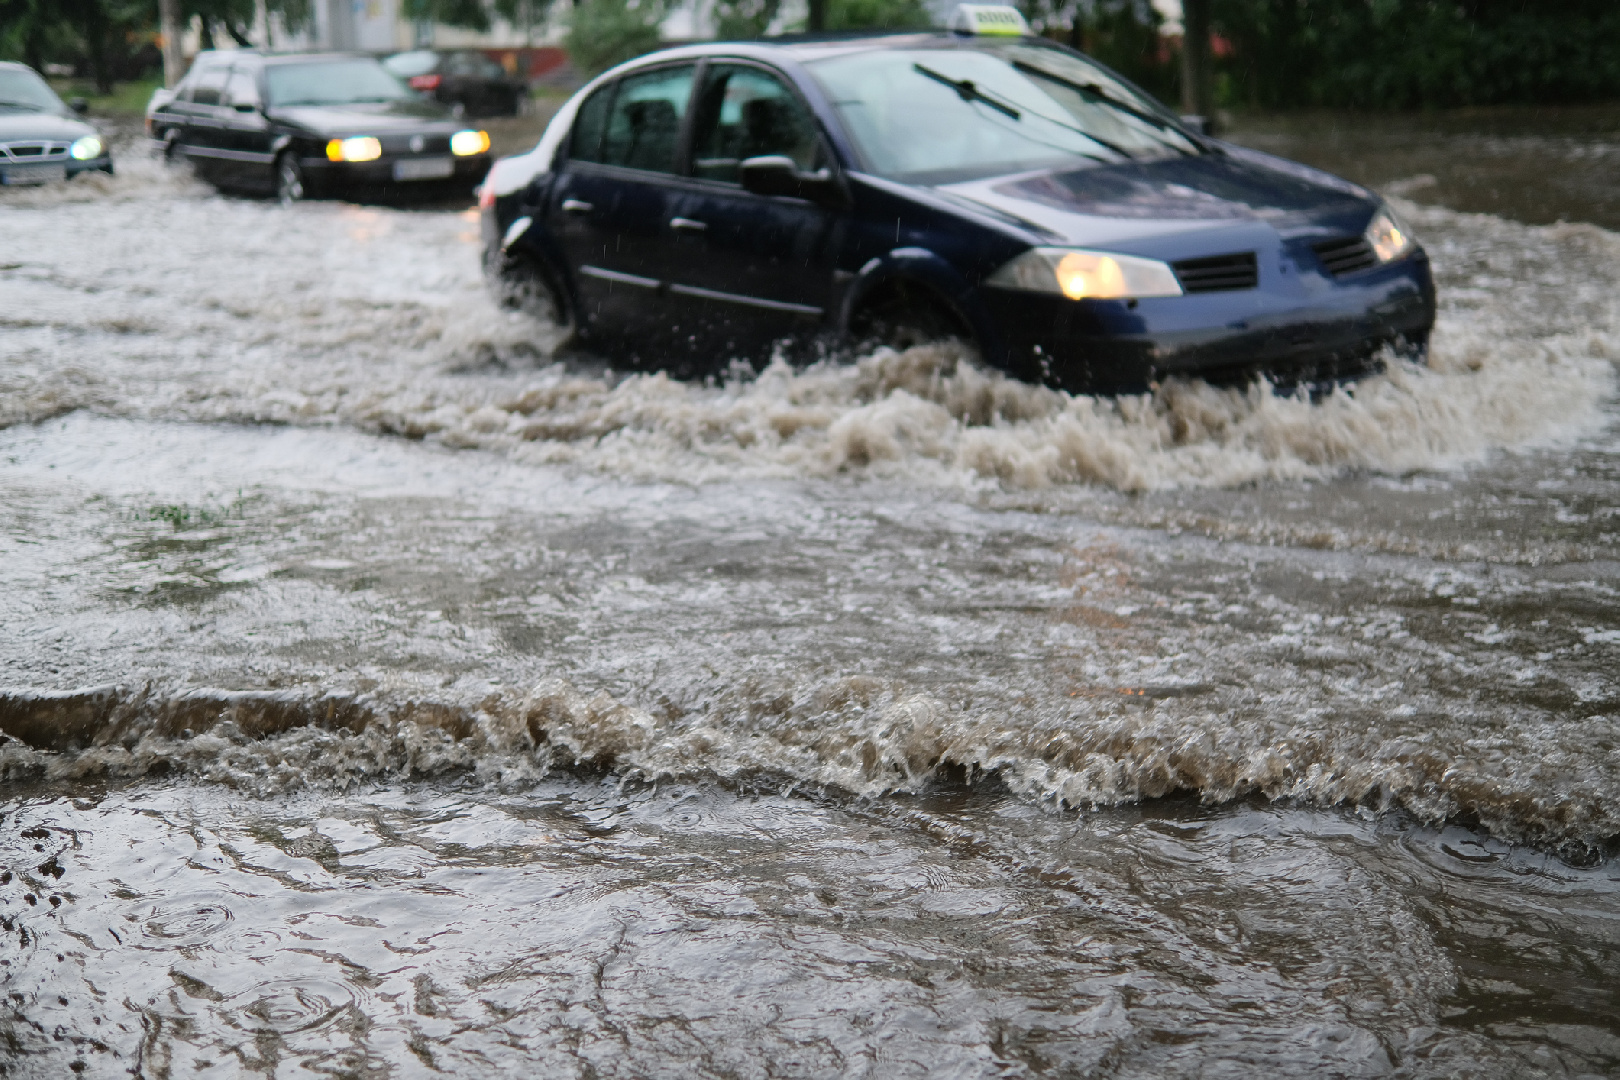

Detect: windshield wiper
1011,60,1199,154
912,61,1135,160
912,63,1021,120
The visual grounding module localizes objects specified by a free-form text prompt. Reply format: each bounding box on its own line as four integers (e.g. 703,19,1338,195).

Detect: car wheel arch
841,249,998,356
492,236,578,334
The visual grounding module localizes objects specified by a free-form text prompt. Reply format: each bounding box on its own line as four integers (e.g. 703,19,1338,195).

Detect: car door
180,64,231,180
218,65,274,189
546,63,697,350
662,62,840,356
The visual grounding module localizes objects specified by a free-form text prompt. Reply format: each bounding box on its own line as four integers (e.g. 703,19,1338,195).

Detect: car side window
569,83,614,164
224,70,259,110
191,68,228,107
691,65,821,184
598,65,695,174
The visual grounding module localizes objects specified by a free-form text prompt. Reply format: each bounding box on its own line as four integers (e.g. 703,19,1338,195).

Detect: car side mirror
739,155,845,208
69,97,89,115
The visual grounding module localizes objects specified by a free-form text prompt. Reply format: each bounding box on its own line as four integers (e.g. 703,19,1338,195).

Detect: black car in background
383,49,527,118
147,51,493,202
479,12,1435,394
0,61,113,186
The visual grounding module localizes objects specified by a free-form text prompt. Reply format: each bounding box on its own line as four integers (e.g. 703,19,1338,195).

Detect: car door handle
561,199,593,214
669,217,708,232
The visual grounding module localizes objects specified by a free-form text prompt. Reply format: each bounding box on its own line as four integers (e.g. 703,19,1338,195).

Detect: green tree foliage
820,0,931,31
402,0,494,32
1069,0,1175,103
712,0,779,39
566,0,665,75
1211,0,1620,108
0,0,314,90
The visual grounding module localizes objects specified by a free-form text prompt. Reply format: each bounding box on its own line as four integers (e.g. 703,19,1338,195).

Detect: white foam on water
2,165,1616,495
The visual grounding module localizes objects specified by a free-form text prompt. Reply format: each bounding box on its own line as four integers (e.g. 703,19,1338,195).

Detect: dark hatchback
480,16,1434,393
148,51,493,202
383,49,528,118
0,61,113,186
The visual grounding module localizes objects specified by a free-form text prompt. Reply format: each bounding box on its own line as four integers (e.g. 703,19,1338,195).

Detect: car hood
267,101,460,135
0,110,98,143
937,146,1376,249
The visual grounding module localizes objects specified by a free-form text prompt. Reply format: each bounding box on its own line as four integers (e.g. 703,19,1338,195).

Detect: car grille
1171,252,1258,293
0,141,70,162
1313,236,1378,277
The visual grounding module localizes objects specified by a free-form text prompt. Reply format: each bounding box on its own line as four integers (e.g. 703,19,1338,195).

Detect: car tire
161,129,182,163
275,152,306,205
850,280,971,353
493,254,574,341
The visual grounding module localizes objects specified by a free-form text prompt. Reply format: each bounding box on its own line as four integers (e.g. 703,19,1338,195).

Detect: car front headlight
69,136,103,160
1365,205,1414,263
326,136,382,163
450,129,490,157
986,247,1183,300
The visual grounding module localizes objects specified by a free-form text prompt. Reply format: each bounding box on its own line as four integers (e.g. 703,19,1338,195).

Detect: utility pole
1179,0,1213,125
159,0,184,87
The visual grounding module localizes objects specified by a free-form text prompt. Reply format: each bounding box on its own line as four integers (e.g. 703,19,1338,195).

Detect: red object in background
479,47,577,87
409,74,442,90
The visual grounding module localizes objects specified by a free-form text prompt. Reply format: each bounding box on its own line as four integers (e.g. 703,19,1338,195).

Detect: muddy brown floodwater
0,109,1617,1078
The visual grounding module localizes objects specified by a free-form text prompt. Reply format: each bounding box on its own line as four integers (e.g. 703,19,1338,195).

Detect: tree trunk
1179,0,1213,122
83,1,112,95
159,0,184,86
807,0,826,32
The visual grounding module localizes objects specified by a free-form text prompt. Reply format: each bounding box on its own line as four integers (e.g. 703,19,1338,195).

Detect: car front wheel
275,152,306,205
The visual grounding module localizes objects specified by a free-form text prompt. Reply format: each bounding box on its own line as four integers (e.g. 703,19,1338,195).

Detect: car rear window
265,59,413,107
807,40,1198,184
0,68,64,113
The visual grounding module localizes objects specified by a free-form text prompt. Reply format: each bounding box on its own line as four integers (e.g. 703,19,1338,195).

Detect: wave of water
2,676,1614,858
3,160,1616,495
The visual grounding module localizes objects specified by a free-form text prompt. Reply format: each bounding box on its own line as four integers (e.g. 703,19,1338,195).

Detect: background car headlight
1365,205,1414,263
69,136,103,160
326,137,382,163
450,129,490,157
987,247,1183,300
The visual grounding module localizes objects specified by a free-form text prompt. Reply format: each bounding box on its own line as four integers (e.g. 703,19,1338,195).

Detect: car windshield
382,51,438,78
0,68,66,113
807,40,1200,183
265,59,413,107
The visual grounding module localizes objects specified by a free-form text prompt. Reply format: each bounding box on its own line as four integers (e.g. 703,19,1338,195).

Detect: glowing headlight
450,129,490,157
69,136,103,161
325,137,382,163
1364,205,1413,263
986,247,1182,300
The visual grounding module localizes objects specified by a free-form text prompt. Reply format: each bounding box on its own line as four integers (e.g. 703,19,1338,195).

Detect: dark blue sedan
479,11,1434,394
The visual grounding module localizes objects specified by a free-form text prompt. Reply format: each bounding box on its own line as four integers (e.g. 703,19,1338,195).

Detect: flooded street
1,118,1618,1077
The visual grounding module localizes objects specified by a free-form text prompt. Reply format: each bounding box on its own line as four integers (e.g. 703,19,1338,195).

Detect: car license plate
2,163,67,186
393,157,454,181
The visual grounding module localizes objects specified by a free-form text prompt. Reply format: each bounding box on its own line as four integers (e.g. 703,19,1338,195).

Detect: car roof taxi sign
947,4,1031,35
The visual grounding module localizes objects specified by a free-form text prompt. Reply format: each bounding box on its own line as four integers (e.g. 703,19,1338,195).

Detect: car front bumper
0,155,113,185
976,250,1436,395
301,153,491,188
